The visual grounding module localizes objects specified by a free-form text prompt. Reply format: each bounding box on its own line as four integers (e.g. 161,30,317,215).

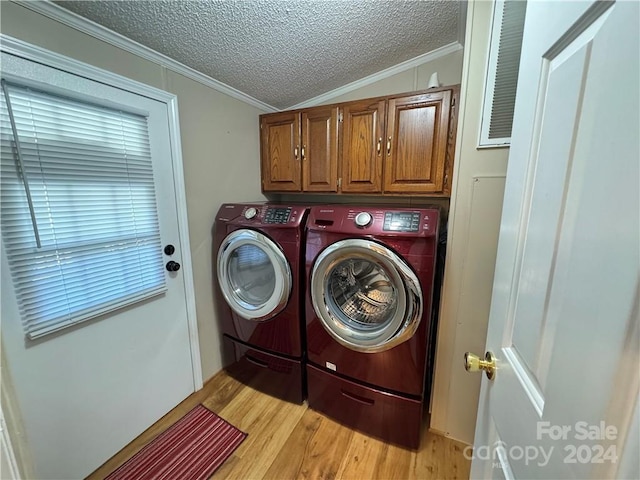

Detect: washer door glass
311,239,423,352
218,229,291,321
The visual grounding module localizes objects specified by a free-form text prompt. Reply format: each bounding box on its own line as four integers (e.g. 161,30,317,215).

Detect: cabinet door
340,99,386,193
260,112,301,192
302,107,338,192
384,90,452,194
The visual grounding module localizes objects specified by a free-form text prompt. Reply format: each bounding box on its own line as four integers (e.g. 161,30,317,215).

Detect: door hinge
338,112,343,123
451,96,456,107
337,177,342,188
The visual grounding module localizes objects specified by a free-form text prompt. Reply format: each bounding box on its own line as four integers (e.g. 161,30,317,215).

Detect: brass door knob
464,351,496,380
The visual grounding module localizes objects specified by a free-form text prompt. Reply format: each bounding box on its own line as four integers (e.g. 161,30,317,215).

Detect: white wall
318,48,464,104
430,0,509,444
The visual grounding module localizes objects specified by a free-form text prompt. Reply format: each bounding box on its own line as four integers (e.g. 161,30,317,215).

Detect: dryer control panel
264,207,292,224
383,211,421,232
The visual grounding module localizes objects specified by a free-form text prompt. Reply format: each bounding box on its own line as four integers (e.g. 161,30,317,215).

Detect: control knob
244,207,258,220
354,212,373,227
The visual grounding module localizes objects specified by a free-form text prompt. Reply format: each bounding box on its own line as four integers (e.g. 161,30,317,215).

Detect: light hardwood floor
88,369,471,480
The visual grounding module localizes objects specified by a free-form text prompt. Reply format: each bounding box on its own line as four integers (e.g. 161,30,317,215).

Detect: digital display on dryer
264,207,292,224
383,212,421,232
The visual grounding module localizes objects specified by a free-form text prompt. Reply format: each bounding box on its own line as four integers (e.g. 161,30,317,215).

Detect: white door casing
471,1,639,479
0,40,201,479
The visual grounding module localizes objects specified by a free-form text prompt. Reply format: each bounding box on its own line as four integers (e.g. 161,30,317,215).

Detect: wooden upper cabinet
259,86,459,196
384,90,453,194
340,99,386,193
302,107,339,192
260,111,301,192
260,107,338,193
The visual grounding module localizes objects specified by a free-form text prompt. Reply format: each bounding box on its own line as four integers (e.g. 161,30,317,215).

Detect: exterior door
0,51,197,478
470,1,639,478
217,229,292,321
310,239,422,352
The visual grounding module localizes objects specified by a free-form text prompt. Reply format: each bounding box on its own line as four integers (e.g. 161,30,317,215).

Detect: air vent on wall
479,0,527,147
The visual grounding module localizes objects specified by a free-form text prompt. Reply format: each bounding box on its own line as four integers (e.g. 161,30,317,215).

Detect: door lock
164,244,175,256
464,351,496,380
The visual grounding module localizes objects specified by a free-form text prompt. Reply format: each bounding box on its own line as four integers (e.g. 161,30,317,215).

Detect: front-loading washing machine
305,205,439,448
214,203,309,404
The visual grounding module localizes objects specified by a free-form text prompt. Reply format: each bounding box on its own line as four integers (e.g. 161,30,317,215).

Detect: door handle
464,351,496,380
166,261,181,272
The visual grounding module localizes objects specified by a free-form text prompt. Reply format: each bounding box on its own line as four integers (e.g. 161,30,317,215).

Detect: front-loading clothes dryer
214,203,309,404
304,205,440,448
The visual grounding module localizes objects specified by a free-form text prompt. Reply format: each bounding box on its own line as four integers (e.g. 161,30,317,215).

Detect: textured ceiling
54,0,462,110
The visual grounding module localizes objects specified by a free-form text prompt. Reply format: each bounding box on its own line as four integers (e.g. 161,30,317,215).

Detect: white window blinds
0,81,166,339
479,0,527,147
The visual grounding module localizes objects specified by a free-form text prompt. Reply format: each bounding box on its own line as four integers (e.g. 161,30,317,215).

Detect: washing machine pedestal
306,364,424,449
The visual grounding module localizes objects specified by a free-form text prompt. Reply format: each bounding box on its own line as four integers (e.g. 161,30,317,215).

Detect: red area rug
106,405,247,480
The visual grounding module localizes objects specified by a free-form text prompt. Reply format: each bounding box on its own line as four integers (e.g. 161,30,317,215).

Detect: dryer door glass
311,239,423,353
218,229,292,321
228,244,276,305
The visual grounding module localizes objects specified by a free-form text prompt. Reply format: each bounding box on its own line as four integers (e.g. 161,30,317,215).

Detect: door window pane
0,81,166,339
228,244,275,306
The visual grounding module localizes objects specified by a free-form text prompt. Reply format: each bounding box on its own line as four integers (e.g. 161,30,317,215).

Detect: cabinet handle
377,137,382,156
301,145,306,160
294,146,299,159
341,389,375,406
245,354,268,368
387,137,391,155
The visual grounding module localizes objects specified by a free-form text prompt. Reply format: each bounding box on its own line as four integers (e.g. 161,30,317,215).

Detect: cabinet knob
294,146,299,159
377,137,382,156
387,137,392,155
301,145,306,160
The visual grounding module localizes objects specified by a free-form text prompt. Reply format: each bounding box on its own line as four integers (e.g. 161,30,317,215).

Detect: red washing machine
214,203,309,404
305,205,439,448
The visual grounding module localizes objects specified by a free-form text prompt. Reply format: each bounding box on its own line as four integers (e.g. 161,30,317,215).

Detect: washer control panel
383,211,421,232
264,207,292,224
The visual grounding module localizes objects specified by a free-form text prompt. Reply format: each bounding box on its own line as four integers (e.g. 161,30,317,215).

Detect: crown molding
288,42,464,109
12,0,278,112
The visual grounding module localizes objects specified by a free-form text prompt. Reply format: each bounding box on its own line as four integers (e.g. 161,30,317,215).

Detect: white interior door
470,1,639,478
0,51,198,478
